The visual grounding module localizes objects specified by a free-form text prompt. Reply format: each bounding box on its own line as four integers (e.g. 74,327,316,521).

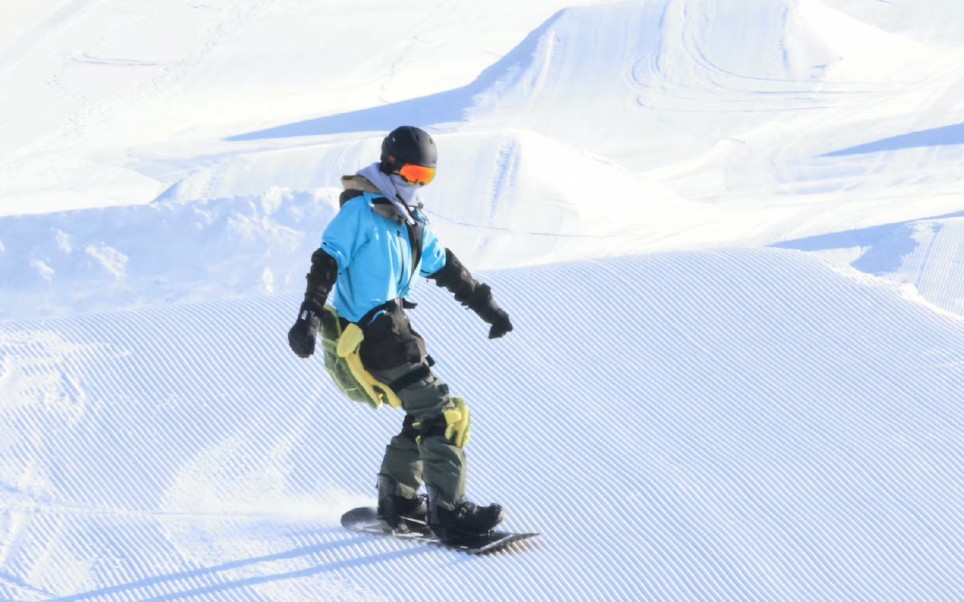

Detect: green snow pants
368,362,467,510
325,301,468,510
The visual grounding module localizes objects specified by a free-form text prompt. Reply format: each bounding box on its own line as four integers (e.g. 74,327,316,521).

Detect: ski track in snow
1,250,962,601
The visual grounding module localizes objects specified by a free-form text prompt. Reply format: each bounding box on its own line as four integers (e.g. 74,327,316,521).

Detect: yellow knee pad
416,397,471,449
444,397,472,448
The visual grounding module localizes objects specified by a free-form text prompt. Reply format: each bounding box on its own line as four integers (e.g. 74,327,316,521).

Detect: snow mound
0,188,339,320
0,128,724,321
777,211,964,317
159,128,714,261
230,0,937,173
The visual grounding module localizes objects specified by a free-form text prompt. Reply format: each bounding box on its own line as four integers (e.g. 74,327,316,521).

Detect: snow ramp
1,249,962,601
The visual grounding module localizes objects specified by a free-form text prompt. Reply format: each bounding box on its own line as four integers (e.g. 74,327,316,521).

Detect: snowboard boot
376,475,427,530
427,486,505,542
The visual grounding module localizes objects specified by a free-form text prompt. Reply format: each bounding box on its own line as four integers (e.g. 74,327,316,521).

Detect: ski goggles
396,163,436,186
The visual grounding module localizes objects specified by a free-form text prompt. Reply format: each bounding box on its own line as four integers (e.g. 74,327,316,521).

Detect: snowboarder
287,125,513,541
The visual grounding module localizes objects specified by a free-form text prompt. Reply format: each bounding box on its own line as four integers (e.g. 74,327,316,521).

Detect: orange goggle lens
396,163,436,186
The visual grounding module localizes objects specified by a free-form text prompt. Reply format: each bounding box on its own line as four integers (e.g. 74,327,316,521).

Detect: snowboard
340,506,539,555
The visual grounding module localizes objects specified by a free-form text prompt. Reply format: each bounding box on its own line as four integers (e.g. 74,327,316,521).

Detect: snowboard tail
340,506,538,555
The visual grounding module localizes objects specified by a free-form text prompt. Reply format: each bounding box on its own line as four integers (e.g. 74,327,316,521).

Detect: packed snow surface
1,0,963,600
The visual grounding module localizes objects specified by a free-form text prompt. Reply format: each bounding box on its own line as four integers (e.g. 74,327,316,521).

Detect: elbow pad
429,249,498,317
429,249,512,338
303,248,338,310
428,249,481,305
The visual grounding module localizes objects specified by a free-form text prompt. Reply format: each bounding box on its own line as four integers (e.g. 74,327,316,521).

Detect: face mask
390,174,421,207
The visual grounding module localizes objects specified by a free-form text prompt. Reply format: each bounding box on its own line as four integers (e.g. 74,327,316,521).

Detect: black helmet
381,126,437,169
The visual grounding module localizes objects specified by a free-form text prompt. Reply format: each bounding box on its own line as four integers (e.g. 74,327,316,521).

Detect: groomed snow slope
2,250,962,601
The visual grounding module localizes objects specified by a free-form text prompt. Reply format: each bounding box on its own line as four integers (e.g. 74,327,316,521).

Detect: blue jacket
320,192,447,323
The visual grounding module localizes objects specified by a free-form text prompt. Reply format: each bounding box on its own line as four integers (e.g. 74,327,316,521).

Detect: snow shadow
228,90,467,140
822,122,964,157
773,211,964,275
50,534,428,601
227,13,558,141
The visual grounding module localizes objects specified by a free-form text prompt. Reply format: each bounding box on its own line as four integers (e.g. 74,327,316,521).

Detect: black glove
290,249,338,358
484,306,513,339
466,284,513,339
288,302,322,358
427,249,513,339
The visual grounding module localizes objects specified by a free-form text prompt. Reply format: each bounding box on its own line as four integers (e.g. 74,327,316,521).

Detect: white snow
1,0,963,600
